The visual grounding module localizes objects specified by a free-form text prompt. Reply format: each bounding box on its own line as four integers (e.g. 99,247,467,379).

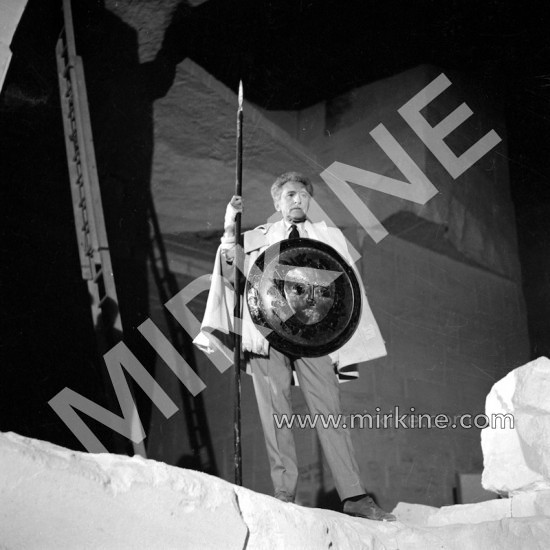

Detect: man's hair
271,172,314,203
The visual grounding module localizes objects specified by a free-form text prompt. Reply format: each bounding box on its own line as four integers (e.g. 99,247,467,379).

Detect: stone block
392,501,439,525
0,431,248,549
511,490,550,518
395,517,550,550
426,499,511,526
481,357,550,494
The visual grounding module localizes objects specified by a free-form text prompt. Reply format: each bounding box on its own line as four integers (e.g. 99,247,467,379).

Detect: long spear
233,80,244,486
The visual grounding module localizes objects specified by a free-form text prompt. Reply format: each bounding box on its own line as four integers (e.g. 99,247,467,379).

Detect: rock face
482,356,550,494
0,0,28,89
2,431,550,550
0,432,248,549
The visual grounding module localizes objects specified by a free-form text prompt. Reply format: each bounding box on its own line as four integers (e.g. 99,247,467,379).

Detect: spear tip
238,80,243,109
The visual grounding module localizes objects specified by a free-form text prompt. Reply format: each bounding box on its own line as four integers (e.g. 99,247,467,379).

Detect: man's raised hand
224,195,243,236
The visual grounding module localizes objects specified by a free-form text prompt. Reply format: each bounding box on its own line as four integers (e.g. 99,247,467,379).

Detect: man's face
275,181,311,222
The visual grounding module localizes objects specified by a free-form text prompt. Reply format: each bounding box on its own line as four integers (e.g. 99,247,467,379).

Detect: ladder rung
93,267,103,283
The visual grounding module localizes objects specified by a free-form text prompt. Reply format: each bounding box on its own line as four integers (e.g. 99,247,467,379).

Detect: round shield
245,238,362,357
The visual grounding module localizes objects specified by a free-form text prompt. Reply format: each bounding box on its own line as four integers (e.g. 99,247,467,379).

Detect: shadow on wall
70,0,222,467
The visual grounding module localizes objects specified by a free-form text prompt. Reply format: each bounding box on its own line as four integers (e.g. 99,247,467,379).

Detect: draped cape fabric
193,219,387,381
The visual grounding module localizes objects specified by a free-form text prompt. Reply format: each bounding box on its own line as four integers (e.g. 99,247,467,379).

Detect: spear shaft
233,81,243,486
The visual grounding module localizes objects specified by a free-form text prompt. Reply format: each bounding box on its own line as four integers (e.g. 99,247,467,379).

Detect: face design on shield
283,266,336,325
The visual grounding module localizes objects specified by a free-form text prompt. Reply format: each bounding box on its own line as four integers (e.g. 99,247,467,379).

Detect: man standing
195,172,395,521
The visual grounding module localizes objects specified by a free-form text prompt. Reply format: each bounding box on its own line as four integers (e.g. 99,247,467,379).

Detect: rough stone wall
150,61,519,285
343,233,528,509
265,66,519,281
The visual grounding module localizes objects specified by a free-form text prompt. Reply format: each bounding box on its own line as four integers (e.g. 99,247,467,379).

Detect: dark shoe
274,491,295,503
343,495,396,521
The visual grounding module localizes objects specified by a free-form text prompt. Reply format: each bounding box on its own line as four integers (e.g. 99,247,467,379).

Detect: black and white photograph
1,0,550,546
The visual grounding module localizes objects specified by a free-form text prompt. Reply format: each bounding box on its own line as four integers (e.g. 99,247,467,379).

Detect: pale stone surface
393,517,550,550
511,490,550,518
0,0,28,44
2,431,550,550
395,494,550,527
482,356,550,494
0,432,248,549
0,0,28,90
392,502,439,525
426,499,511,526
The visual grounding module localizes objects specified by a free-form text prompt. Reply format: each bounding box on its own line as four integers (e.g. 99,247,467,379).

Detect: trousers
249,347,365,501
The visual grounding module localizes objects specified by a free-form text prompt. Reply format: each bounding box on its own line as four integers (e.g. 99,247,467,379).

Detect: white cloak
193,219,387,380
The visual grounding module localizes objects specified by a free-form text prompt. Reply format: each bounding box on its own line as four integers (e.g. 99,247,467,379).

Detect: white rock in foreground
0,432,248,549
482,356,550,494
395,491,550,528
1,432,550,549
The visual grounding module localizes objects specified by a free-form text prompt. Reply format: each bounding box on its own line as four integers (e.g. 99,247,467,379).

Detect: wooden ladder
55,0,146,457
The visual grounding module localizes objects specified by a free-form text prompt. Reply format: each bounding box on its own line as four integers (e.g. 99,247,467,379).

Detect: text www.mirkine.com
273,407,514,430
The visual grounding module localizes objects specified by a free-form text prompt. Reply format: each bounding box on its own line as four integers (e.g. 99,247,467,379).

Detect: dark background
1,0,549,452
